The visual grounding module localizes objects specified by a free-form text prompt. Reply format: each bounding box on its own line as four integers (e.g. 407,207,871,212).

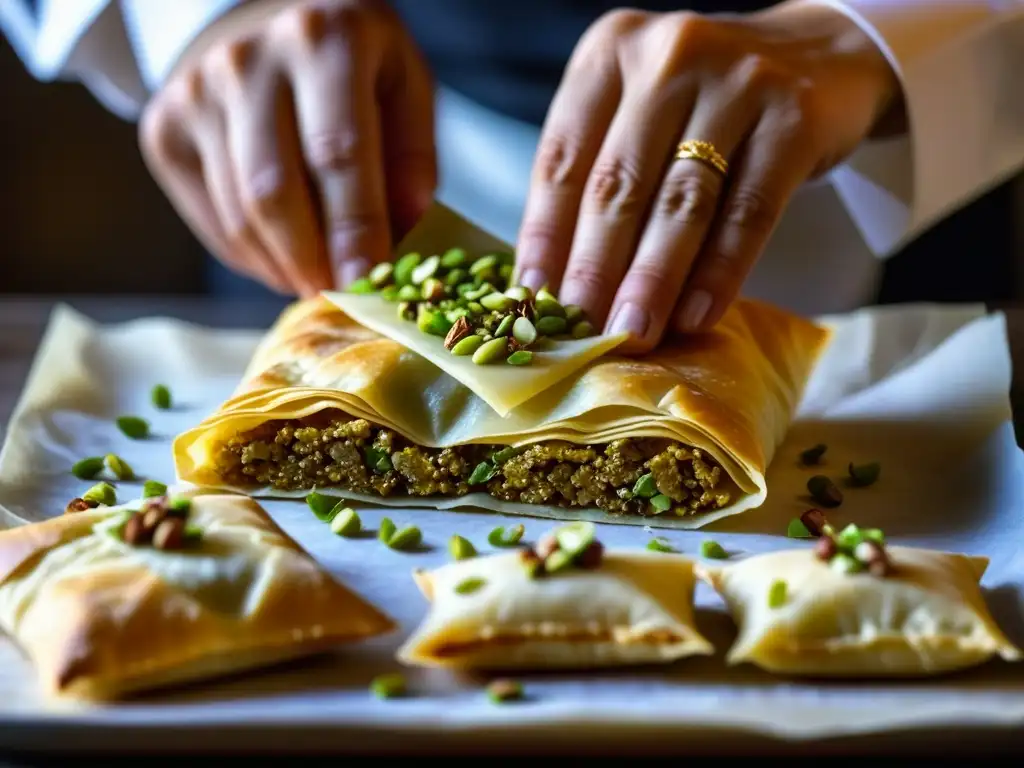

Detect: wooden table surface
1,295,1023,760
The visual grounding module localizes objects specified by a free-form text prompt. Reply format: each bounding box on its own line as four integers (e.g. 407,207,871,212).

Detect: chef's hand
139,0,436,296
515,0,901,352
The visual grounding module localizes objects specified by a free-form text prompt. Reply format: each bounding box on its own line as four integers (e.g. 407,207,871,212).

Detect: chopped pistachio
381,285,400,302
700,540,728,559
142,479,167,499
397,284,422,302
378,517,396,543
563,304,584,323
467,301,485,316
104,454,134,481
115,415,150,440
421,277,446,302
71,456,105,480
571,320,594,339
183,524,204,544
535,315,567,336
396,301,417,322
507,350,533,366
82,482,116,507
370,673,407,699
834,523,863,551
504,286,532,302
387,525,422,551
494,314,515,337
151,384,172,410
487,679,524,704
480,292,517,312
472,337,509,365
454,576,486,595
487,524,525,547
830,552,863,574
441,247,469,269
451,335,485,356
347,277,375,294
554,521,596,558
469,254,499,278
534,298,566,319
490,446,520,465
807,475,843,508
411,254,441,285
445,268,469,287
329,507,361,537
393,252,422,286
449,534,477,561
512,316,538,346
768,579,788,608
543,548,574,574
646,537,676,553
848,461,881,488
363,445,393,474
417,307,452,337
306,491,341,521
632,473,658,499
536,287,557,303
786,518,813,539
468,461,497,486
168,497,191,515
368,262,394,287
649,494,672,513
799,444,827,465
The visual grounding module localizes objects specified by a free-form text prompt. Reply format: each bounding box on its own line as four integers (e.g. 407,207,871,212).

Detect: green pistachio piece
489,446,520,465
417,308,453,337
571,320,594,339
862,527,886,544
487,679,524,704
834,523,863,552
445,268,469,287
387,525,422,551
116,415,150,440
495,314,515,337
768,579,788,608
507,350,533,366
103,454,134,481
457,282,478,298
306,491,342,522
807,475,843,508
370,673,407,699
393,252,422,286
700,540,728,559
563,304,585,323
469,254,499,278
168,496,191,515
632,473,658,499
554,521,595,558
799,443,827,465
543,548,574,574
421,276,446,302
490,251,515,266
363,446,393,474
646,537,676,553
142,480,167,498
830,552,864,574
378,517,396,543
472,336,509,365
396,301,417,322
451,335,485,356
534,298,566,319
479,292,517,312
71,456,105,480
82,482,116,507
536,287,557,303
512,316,538,346
368,262,394,287
329,507,361,537
445,308,471,324
468,461,497,486
487,524,525,547
535,316,567,336
183,524,204,545
397,284,422,302
786,518,814,539
848,461,881,487
441,247,469,269
649,494,672,513
380,285,400,302
504,286,532,302
347,277,375,294
449,534,477,561
454,576,486,595
467,301,485,316
411,254,440,285
151,383,172,410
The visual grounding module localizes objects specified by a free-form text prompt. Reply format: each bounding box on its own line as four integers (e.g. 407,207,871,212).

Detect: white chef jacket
2,0,1023,316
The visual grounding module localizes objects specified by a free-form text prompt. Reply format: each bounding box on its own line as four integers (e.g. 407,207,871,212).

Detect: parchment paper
0,301,1022,751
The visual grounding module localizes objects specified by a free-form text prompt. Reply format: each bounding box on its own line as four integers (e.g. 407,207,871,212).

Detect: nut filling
215,409,736,516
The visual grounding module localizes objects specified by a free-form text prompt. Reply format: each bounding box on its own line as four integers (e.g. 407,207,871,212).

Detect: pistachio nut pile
814,522,891,576
347,248,596,366
111,495,203,552
520,521,604,577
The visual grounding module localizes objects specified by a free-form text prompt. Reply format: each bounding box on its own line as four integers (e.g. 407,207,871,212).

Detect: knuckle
595,8,648,38
518,221,567,256
205,38,261,88
724,186,780,240
657,171,719,225
275,2,372,48
562,261,609,296
533,133,589,188
240,166,288,216
735,53,785,92
585,157,644,215
138,100,175,162
666,12,711,63
303,130,363,174
328,209,389,239
782,82,825,141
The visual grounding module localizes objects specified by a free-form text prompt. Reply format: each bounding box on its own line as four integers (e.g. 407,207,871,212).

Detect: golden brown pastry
698,542,1021,677
0,493,394,700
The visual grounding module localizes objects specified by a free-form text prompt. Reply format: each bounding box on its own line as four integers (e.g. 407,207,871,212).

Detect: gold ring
675,140,728,176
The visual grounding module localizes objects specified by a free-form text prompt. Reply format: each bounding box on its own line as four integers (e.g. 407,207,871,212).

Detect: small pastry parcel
698,524,1020,677
0,493,395,700
398,522,713,669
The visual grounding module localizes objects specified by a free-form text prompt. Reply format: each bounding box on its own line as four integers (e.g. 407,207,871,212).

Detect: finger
607,89,762,353
557,82,696,334
283,7,391,289
514,42,622,294
673,106,817,332
193,115,295,294
221,58,328,297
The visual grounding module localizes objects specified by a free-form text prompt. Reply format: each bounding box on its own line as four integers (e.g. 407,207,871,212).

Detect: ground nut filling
215,409,735,517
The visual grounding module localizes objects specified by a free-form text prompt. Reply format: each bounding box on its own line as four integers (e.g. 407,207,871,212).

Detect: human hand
139,0,436,296
515,0,901,352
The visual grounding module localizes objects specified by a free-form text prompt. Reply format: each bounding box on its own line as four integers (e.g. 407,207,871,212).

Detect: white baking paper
0,301,1022,752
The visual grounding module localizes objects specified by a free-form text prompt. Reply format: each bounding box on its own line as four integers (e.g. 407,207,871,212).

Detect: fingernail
519,269,547,292
680,290,713,331
337,258,370,289
608,302,649,339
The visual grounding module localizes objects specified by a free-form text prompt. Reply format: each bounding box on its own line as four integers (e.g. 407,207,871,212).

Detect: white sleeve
809,0,1024,258
0,0,247,120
